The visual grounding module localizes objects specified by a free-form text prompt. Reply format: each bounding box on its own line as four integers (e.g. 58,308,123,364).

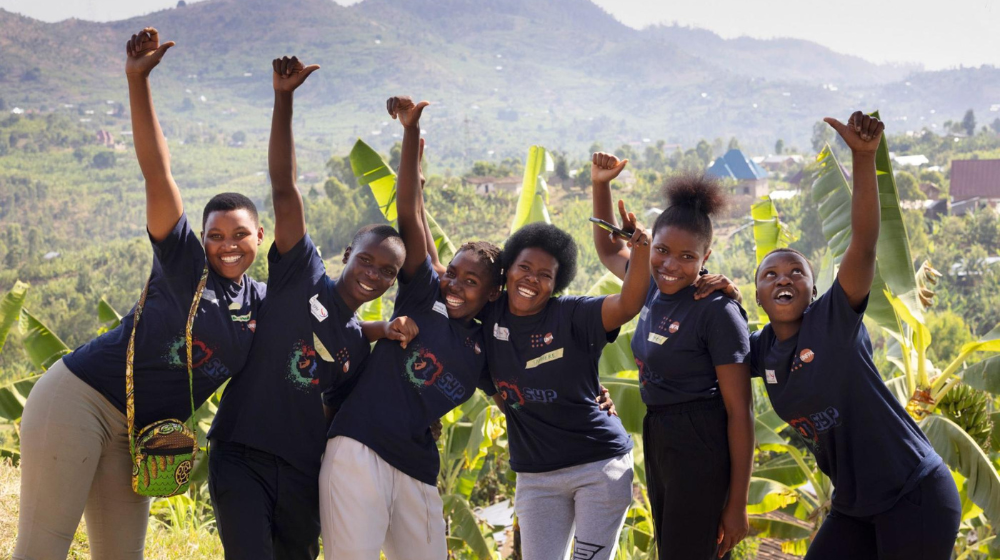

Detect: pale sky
2,0,997,70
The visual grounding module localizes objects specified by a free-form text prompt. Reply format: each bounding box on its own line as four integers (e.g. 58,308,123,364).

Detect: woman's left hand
716,504,749,558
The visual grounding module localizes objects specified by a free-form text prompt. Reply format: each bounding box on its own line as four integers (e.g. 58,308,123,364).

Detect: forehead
205,208,257,229
758,252,812,275
514,247,558,269
451,249,494,276
354,235,404,266
652,225,705,251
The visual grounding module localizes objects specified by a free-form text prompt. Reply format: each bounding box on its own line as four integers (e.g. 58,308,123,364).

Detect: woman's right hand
591,152,628,185
125,28,174,77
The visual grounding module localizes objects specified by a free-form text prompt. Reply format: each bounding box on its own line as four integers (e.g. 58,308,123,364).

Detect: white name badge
526,348,564,369
647,332,668,345
765,369,778,384
493,323,510,341
310,294,329,322
433,301,449,317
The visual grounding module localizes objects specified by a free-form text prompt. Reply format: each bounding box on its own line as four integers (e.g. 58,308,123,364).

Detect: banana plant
509,145,554,234
750,196,798,325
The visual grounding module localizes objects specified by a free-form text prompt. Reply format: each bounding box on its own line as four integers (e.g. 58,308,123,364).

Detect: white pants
319,436,448,560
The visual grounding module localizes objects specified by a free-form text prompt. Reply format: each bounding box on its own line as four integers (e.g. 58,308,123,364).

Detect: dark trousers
208,440,321,560
805,461,961,560
643,398,731,560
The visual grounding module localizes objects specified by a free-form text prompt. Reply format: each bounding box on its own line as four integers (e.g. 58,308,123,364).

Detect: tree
553,152,569,181
775,139,784,154
91,151,116,169
231,131,246,145
962,109,976,136
180,98,195,112
177,0,187,6
991,118,1000,135
695,140,713,165
727,137,740,151
389,142,402,172
895,170,925,200
811,121,832,154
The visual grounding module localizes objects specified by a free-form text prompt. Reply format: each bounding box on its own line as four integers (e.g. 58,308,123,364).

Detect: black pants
805,461,961,560
644,398,731,560
208,440,321,560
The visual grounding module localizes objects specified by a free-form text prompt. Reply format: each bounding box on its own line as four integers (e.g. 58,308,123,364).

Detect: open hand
125,28,174,77
824,111,884,155
386,316,419,348
694,273,740,301
716,504,749,558
387,96,430,129
272,56,320,93
592,152,628,184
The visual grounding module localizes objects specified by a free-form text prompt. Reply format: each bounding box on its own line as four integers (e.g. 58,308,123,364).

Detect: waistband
645,397,725,415
210,439,288,465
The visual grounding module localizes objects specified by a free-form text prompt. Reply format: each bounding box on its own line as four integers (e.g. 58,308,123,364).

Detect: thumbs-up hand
388,96,430,129
591,152,629,184
824,111,884,154
125,28,175,77
273,56,320,93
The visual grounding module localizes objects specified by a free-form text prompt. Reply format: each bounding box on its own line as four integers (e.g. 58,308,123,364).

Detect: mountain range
1,0,997,164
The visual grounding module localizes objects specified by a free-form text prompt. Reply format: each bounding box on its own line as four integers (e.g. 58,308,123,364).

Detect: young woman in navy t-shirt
482,210,650,559
747,113,960,558
319,96,505,559
15,28,267,559
591,155,754,559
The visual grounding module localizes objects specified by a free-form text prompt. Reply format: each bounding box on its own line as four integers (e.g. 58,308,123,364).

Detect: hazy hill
0,0,997,162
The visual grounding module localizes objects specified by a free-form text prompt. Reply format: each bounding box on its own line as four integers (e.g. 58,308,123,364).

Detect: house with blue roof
706,149,769,197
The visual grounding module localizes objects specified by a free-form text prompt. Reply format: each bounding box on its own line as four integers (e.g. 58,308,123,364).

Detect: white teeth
777,290,793,298
221,255,242,264
659,274,679,282
445,295,464,308
359,282,375,292
517,286,537,298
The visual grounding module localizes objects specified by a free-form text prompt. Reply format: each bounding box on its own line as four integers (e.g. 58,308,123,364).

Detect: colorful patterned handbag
125,265,208,497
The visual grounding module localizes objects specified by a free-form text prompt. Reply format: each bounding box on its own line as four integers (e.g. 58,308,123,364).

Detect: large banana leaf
0,281,29,353
811,145,912,340
921,414,1000,523
509,146,553,234
358,297,384,322
19,309,70,370
959,322,1000,355
600,376,645,435
959,355,1000,394
751,197,797,264
748,515,812,541
97,297,122,324
348,138,455,261
746,477,798,514
442,494,493,559
0,374,41,422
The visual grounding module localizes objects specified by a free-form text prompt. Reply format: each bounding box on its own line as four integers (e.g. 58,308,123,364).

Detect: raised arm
601,202,651,332
591,152,632,280
125,28,181,242
387,96,430,278
825,112,884,310
270,56,320,254
416,138,446,275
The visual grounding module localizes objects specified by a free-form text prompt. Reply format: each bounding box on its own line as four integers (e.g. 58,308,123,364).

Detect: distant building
96,130,115,147
706,149,769,197
464,176,522,196
891,154,929,167
758,154,804,171
951,159,1000,205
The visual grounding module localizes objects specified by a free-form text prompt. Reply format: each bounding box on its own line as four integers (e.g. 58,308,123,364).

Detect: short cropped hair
351,224,405,255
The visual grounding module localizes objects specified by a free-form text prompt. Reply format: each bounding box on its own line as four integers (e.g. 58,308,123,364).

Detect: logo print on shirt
493,323,509,341
336,348,351,374
496,380,557,406
309,294,329,322
405,347,445,387
668,321,680,334
432,300,449,317
543,332,554,345
765,369,778,384
497,380,525,407
572,539,606,559
789,406,841,450
248,320,256,332
165,336,230,381
464,338,482,355
656,315,677,333
791,348,817,372
286,340,319,390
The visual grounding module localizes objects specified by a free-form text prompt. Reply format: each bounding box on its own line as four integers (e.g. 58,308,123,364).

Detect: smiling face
201,209,263,283
650,225,710,295
338,235,405,312
440,249,501,323
505,247,558,317
755,251,817,325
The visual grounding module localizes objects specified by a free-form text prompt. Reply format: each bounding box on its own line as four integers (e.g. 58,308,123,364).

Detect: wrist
852,150,877,161
126,72,151,82
402,124,420,134
274,90,294,102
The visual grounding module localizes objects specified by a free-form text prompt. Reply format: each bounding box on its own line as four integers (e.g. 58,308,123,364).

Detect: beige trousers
14,359,150,560
319,436,448,560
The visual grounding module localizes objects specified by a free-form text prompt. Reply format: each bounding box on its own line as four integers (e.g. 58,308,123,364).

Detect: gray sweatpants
14,359,150,560
515,452,634,560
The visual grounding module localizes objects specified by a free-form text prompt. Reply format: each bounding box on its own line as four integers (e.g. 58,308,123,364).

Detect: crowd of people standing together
14,27,964,560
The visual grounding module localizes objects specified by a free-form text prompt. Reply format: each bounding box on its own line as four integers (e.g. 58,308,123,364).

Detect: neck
507,298,542,318
769,317,803,342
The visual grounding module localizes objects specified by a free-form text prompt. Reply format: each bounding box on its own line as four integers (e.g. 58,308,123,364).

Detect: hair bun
662,173,726,217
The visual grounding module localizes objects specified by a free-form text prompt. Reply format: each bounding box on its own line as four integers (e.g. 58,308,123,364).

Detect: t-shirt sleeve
813,278,869,343
394,256,440,316
568,296,619,350
266,234,324,294
150,213,205,281
703,298,751,366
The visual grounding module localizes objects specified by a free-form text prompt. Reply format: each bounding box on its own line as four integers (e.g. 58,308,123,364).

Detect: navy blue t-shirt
750,279,941,516
329,257,492,486
632,282,750,406
64,214,264,427
482,294,633,473
209,234,371,475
